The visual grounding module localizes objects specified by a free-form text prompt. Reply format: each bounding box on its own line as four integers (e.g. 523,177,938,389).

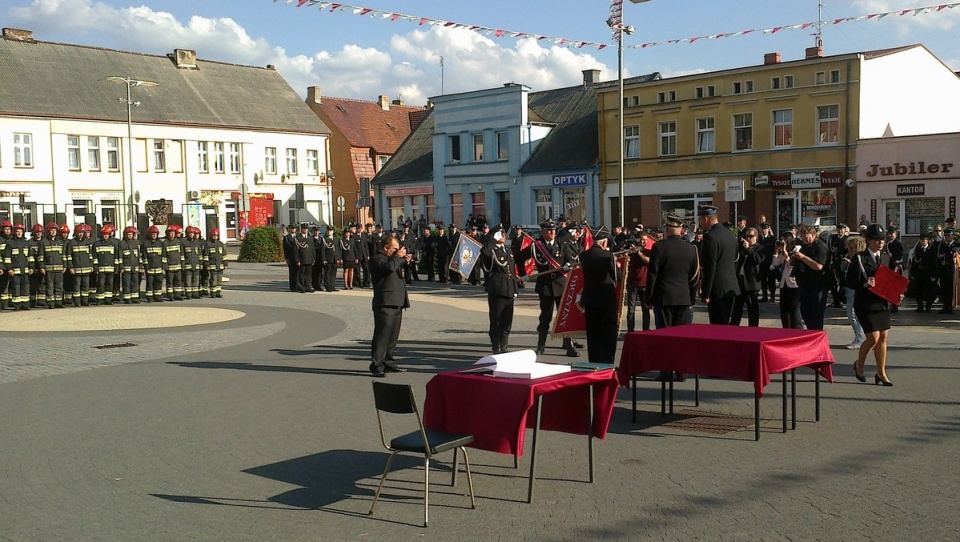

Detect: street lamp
106,76,158,225
607,0,650,228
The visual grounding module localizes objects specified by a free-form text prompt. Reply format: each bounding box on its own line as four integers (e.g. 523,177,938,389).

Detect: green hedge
238,226,284,262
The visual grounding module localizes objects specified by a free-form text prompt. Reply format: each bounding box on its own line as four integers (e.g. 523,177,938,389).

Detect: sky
6,0,960,106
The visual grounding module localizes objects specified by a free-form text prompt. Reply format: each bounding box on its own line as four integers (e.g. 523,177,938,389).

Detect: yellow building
598,45,960,234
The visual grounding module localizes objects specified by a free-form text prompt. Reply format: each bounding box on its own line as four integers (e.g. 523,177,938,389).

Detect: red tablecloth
617,325,834,397
423,369,619,456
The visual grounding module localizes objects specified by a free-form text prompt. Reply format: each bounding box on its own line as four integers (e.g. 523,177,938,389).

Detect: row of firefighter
0,221,227,310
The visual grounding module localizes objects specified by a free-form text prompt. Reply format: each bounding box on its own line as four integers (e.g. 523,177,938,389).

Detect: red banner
551,255,628,338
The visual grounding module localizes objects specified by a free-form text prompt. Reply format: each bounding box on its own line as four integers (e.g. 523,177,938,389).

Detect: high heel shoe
874,374,893,387
853,362,866,383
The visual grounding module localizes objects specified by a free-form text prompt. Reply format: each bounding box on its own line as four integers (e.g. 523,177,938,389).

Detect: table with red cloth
423,368,619,502
617,325,835,440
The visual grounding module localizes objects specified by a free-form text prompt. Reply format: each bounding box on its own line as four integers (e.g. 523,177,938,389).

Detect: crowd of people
0,220,227,311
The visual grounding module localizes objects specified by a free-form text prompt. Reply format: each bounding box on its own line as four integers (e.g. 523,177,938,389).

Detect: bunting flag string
276,0,960,51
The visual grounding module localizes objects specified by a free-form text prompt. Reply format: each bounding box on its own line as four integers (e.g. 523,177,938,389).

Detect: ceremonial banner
869,264,909,306
952,252,960,310
551,255,629,338
515,231,535,277
448,233,483,278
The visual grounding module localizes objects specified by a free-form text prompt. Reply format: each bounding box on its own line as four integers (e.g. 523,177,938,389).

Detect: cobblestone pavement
1,261,958,541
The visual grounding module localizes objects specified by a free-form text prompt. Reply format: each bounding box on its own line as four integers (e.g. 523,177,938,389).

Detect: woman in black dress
338,229,359,289
846,224,898,386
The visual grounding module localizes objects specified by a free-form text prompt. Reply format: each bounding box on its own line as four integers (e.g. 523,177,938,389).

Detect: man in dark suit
792,224,831,330
293,223,316,293
698,205,740,324
731,227,764,327
481,227,519,353
319,227,338,292
369,235,411,377
757,222,777,303
533,219,578,357
281,224,298,292
646,215,700,328
357,223,371,288
579,227,619,364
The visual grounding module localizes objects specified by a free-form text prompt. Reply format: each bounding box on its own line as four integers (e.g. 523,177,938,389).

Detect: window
771,77,781,90
830,69,841,84
817,105,839,144
815,71,826,85
658,121,677,157
67,135,81,170
696,87,704,99
286,148,298,175
784,75,794,88
707,85,715,97
377,154,390,171
733,82,742,94
496,131,508,161
265,147,277,174
14,133,33,167
772,109,793,147
472,133,483,162
87,136,100,171
449,135,461,163
696,117,715,153
213,142,225,173
306,149,319,175
631,95,640,106
106,137,120,171
229,143,241,174
622,97,630,107
624,125,640,159
668,91,676,102
733,113,753,151
535,189,552,224
450,193,463,227
657,92,666,103
197,142,209,173
745,80,754,93
153,140,165,171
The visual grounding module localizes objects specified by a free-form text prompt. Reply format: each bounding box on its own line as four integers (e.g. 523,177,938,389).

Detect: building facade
597,44,960,234
0,28,331,239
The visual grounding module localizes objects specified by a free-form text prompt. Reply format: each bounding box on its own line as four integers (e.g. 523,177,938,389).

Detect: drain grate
661,409,755,435
92,343,137,349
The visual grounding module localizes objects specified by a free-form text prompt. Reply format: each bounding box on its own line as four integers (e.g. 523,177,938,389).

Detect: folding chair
369,381,476,527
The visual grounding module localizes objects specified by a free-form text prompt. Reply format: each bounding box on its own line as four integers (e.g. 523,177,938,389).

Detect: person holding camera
771,233,802,328
791,225,831,330
369,235,412,377
731,227,764,327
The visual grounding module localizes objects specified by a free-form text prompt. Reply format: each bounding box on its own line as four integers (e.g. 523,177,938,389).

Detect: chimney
172,49,197,69
2,28,35,42
763,52,781,65
391,98,405,107
582,69,601,87
805,46,823,59
378,95,390,111
307,86,322,104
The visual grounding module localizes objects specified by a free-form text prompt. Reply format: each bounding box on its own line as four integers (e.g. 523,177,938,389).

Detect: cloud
7,0,614,105
849,0,960,36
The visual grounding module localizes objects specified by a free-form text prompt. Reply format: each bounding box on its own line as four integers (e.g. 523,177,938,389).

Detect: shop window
905,197,943,235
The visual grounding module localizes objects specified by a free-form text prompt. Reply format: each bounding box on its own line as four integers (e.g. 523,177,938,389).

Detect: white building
0,28,331,240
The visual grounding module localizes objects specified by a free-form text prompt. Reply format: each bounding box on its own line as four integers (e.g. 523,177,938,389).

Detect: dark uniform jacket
646,235,699,307
482,242,518,298
844,250,889,311
183,238,202,270
736,243,765,292
294,233,316,266
39,236,66,272
206,240,227,270
66,237,94,274
886,239,904,271
370,252,409,309
282,232,297,262
356,232,370,260
700,222,740,300
533,237,567,297
93,237,119,273
579,245,617,310
162,237,183,271
119,238,142,272
142,238,166,273
319,235,338,263
3,237,32,273
910,243,936,279
337,235,358,262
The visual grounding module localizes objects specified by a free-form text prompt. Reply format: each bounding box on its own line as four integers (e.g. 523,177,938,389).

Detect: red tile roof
315,96,427,154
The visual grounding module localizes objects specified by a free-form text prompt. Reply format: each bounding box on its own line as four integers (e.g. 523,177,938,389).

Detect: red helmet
168,224,181,234
74,224,85,233
46,222,59,232
123,226,137,236
32,223,44,233
59,224,71,234
101,225,115,235
148,225,160,235
83,224,93,233
1,220,11,228
209,228,220,236
14,223,25,231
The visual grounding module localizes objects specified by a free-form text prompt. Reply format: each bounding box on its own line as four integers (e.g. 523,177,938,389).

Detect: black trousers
437,253,448,282
371,306,402,372
359,258,371,287
625,284,651,332
779,287,802,328
44,271,65,306
487,294,515,352
287,261,298,291
95,272,115,303
145,272,164,300
322,262,337,291
297,263,313,291
585,306,618,364
537,295,573,350
311,260,322,290
0,273,9,308
707,292,737,325
166,270,183,300
121,271,140,301
9,273,29,307
761,269,777,301
29,272,44,306
798,287,828,330
658,305,689,328
72,273,91,304
940,271,955,311
424,253,435,281
732,290,760,327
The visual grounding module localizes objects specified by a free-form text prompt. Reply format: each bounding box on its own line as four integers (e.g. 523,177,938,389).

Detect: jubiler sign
865,161,954,177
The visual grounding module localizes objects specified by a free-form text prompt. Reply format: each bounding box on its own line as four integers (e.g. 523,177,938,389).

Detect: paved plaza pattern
1,260,958,541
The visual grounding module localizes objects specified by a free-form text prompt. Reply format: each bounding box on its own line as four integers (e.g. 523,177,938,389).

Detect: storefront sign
552,173,588,186
896,183,926,196
724,179,745,202
865,162,954,177
384,186,433,197
753,172,770,188
766,172,843,189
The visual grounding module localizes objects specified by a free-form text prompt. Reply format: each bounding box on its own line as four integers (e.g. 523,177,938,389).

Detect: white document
474,349,572,380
